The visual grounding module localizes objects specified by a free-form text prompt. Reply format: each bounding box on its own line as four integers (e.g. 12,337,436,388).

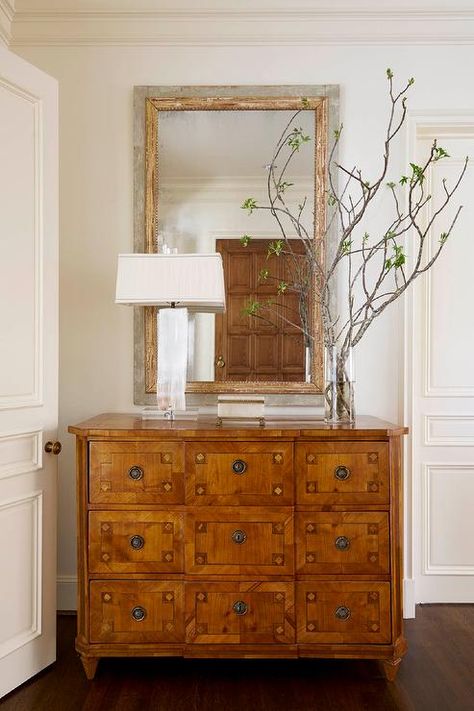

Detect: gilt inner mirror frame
133,85,339,404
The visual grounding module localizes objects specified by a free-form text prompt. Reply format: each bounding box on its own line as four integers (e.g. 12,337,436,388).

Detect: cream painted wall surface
13,41,474,607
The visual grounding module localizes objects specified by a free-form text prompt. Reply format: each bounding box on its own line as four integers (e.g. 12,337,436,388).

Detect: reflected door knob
216,355,225,368
44,440,62,455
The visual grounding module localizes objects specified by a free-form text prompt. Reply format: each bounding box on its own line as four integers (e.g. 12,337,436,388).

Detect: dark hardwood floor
1,605,473,711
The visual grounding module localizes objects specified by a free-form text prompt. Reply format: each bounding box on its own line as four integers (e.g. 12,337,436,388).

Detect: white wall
12,38,474,608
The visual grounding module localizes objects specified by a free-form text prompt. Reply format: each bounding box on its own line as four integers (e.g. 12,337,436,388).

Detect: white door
407,119,474,606
0,46,58,698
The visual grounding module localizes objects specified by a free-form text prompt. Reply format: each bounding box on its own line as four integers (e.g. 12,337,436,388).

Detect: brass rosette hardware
334,465,351,481
233,600,248,616
128,465,144,481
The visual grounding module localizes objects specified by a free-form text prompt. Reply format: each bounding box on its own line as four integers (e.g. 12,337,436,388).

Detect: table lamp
115,253,226,418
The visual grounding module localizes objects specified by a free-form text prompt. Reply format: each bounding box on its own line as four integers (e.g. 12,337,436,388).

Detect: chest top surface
68,413,408,440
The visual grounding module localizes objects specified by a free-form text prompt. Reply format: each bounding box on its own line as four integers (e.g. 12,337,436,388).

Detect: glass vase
325,345,355,424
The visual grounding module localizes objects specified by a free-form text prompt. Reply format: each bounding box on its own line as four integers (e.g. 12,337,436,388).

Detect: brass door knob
44,440,62,455
216,355,225,368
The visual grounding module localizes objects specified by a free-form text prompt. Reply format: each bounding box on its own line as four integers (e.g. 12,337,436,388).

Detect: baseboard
403,578,416,618
57,574,77,612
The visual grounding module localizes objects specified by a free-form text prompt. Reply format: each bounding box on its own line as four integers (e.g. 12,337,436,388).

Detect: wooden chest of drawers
69,414,407,680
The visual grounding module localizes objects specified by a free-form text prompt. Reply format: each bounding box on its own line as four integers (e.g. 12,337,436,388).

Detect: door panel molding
0,430,42,480
0,491,42,659
0,76,43,410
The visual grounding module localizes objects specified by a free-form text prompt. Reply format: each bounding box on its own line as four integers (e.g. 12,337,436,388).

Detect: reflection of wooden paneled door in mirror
215,240,306,382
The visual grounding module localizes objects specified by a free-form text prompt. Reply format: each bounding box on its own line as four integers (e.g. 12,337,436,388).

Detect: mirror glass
156,109,315,383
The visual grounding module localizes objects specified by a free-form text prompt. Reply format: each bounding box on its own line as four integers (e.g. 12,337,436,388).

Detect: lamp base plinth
140,407,199,421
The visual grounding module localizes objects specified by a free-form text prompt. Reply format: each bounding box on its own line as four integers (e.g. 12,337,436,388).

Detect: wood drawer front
296,512,390,575
185,508,293,576
185,582,295,644
90,580,184,643
185,442,293,505
297,582,391,644
89,442,184,504
89,511,184,574
296,442,389,505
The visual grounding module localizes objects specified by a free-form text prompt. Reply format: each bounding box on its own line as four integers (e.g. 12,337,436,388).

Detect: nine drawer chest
69,413,408,680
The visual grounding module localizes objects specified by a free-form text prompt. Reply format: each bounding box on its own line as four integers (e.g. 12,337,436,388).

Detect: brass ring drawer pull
233,600,248,616
335,605,351,621
232,459,247,475
334,465,351,481
130,535,145,550
232,529,247,544
128,466,144,481
131,606,147,622
335,536,350,551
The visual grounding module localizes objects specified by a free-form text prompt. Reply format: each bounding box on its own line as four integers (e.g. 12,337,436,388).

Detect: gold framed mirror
133,85,339,404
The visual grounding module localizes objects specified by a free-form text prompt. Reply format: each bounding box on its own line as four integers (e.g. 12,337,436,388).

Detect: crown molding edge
9,9,474,47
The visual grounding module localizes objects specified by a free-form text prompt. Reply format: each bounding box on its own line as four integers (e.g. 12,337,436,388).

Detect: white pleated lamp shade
115,253,226,312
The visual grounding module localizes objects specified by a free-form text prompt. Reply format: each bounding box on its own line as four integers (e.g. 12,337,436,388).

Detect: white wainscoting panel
0,430,42,480
423,464,474,575
0,491,42,660
0,78,42,410
424,158,474,398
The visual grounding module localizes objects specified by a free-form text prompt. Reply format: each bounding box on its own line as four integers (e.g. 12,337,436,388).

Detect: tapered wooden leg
381,657,402,681
80,655,99,680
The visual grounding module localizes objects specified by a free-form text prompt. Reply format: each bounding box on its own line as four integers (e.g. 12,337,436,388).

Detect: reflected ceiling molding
160,176,314,205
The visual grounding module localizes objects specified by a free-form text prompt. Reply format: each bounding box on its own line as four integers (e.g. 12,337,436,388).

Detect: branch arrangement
240,70,468,376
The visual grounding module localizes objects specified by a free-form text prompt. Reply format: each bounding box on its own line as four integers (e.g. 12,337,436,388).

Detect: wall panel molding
10,6,474,47
424,415,474,446
422,464,474,576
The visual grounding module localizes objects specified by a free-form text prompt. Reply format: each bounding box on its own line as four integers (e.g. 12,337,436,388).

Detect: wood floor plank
0,606,473,711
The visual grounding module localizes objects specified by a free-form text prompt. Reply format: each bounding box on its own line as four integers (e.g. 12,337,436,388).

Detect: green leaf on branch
334,124,343,140
267,239,284,257
400,175,409,186
410,163,425,183
258,268,269,281
287,127,311,151
342,239,353,255
327,193,337,206
242,300,262,317
439,232,449,244
363,232,369,244
386,181,396,189
242,197,258,214
277,181,294,194
277,281,288,294
385,243,406,270
240,234,252,247
386,68,394,79
393,244,406,268
408,77,415,86
434,146,450,161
